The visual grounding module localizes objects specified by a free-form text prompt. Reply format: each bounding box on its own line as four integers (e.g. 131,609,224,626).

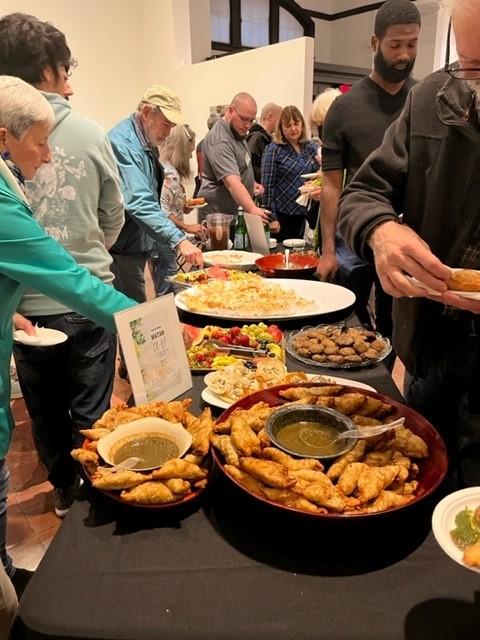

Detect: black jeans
13,313,116,488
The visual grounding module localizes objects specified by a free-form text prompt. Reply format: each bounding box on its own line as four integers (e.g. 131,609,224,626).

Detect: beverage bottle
264,221,270,247
234,207,249,249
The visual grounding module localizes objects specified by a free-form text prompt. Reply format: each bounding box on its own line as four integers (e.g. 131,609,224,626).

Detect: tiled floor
6,355,405,572
6,370,132,571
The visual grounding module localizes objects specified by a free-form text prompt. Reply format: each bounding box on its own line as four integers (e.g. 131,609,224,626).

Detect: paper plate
405,272,480,301
432,487,480,573
14,327,68,347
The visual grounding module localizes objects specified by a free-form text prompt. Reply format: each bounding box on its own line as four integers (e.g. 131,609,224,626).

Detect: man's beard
467,79,480,101
374,49,415,84
229,123,246,140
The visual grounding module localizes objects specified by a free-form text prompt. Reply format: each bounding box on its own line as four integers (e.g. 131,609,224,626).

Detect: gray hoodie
19,91,125,316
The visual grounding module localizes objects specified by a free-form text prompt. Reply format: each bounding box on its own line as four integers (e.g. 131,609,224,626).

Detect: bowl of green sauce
96,416,193,471
265,404,358,461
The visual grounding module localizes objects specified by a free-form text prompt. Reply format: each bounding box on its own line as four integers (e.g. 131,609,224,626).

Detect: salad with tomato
185,322,284,370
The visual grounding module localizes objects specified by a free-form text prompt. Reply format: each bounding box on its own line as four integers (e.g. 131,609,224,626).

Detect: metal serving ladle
332,417,405,444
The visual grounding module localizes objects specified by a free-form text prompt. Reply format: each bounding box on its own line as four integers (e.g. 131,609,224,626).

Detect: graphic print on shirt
26,145,86,243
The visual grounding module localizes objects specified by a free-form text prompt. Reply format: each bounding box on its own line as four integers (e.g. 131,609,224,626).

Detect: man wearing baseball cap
108,84,203,317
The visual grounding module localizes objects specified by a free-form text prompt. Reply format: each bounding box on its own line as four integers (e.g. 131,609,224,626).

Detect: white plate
432,487,480,573
175,278,356,321
202,250,264,270
13,327,68,347
405,271,480,301
298,185,318,193
201,375,377,409
300,173,319,179
282,239,306,249
195,203,208,209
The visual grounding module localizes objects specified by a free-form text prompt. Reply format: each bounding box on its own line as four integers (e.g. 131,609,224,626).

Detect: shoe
11,567,34,599
10,379,22,400
53,476,81,518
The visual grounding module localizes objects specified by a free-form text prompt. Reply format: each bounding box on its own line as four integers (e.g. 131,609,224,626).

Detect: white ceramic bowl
432,487,480,573
283,238,306,249
96,417,192,472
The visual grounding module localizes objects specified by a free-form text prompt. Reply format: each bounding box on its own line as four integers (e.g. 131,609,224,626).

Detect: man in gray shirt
198,93,273,228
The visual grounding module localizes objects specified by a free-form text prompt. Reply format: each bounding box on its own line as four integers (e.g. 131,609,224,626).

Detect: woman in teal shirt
0,76,135,596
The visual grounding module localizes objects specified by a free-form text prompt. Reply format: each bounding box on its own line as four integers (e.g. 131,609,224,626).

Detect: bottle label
234,233,246,250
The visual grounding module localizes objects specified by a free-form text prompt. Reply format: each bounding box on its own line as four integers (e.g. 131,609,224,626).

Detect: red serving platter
212,382,448,519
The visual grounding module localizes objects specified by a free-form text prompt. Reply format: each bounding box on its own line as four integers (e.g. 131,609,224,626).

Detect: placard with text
114,294,192,405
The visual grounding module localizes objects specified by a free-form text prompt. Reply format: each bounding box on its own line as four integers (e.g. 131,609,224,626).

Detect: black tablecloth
9,314,480,640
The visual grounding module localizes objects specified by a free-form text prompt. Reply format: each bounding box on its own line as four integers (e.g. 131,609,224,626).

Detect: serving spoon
284,248,290,269
332,417,405,444
98,456,142,473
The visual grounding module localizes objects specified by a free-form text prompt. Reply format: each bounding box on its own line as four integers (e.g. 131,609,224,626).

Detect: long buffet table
9,307,480,640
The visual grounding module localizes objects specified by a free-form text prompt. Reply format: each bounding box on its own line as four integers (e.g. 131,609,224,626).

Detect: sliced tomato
206,265,230,279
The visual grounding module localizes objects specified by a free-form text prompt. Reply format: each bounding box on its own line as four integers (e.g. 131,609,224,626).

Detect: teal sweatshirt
0,162,135,457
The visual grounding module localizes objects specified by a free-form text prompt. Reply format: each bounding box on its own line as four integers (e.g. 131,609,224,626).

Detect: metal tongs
203,339,268,357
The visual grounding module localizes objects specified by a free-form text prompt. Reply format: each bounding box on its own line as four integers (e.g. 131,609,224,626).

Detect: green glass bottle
234,207,249,250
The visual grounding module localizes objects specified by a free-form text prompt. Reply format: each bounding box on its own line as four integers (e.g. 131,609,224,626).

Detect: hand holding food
185,197,206,207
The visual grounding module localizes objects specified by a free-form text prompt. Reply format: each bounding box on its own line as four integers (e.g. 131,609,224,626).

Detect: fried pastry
120,481,179,504
225,464,266,497
187,407,214,456
151,458,207,481
356,465,399,503
446,268,480,292
354,396,392,419
262,447,324,471
336,462,368,496
79,428,111,441
211,434,240,466
262,487,325,514
164,478,191,495
91,468,149,490
71,448,100,474
351,415,382,427
294,477,350,512
92,403,129,430
289,468,329,484
239,456,296,489
230,414,261,457
365,490,414,513
183,453,205,465
361,449,394,467
279,385,344,400
393,427,429,458
326,440,367,480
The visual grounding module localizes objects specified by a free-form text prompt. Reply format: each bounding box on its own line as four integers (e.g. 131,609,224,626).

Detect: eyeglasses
445,18,480,80
232,106,256,124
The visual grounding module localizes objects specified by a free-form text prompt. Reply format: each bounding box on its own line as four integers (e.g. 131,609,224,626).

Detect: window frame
211,0,314,54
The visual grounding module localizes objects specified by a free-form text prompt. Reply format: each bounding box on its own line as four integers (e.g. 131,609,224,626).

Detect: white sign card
244,212,270,255
114,294,192,405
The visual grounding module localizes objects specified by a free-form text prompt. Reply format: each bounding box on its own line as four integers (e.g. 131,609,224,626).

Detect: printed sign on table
114,294,192,405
